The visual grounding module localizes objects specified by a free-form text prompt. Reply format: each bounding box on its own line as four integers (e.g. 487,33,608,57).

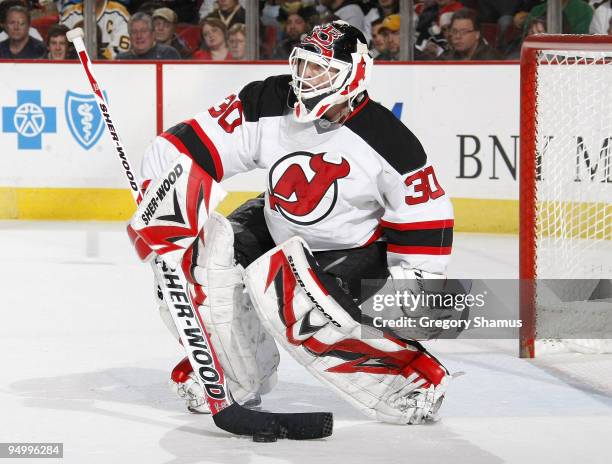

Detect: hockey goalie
128,21,454,425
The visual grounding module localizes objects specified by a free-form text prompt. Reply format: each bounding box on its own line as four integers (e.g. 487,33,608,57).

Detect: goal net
519,35,612,358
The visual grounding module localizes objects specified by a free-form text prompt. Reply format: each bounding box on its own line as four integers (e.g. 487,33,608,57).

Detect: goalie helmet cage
519,35,612,358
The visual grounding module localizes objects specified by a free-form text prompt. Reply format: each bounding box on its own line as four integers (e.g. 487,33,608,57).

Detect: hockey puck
252,431,278,443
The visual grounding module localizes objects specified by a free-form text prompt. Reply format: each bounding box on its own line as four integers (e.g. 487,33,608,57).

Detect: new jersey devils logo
268,152,350,225
301,24,343,58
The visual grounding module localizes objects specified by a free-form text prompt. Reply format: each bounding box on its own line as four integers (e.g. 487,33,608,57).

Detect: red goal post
519,35,612,358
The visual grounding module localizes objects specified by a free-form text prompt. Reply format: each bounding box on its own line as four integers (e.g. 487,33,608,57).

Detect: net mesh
533,49,612,351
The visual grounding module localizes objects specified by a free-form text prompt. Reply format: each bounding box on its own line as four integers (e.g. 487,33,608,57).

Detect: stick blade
66,27,84,42
213,403,333,440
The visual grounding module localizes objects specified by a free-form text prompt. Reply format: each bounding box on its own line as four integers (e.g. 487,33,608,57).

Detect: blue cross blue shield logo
2,90,56,149
65,91,106,150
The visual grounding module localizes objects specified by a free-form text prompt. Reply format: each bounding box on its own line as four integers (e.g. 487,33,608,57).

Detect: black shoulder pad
345,100,427,175
238,74,292,122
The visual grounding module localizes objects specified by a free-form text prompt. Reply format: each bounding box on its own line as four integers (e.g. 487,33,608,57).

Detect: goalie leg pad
184,212,280,404
244,237,450,424
156,280,180,342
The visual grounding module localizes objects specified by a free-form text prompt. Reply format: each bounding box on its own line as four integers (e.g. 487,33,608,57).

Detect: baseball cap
380,14,400,32
153,7,177,24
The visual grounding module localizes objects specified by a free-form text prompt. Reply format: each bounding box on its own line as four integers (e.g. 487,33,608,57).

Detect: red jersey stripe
159,131,189,156
388,245,452,255
381,219,454,231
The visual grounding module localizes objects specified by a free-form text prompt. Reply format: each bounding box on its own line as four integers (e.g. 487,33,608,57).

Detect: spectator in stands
260,0,307,59
527,15,546,33
320,0,366,32
0,5,45,58
61,0,131,59
272,7,310,59
476,0,521,50
364,0,398,42
153,7,192,58
417,20,452,59
590,0,612,34
512,0,551,31
504,12,570,58
286,2,321,26
206,0,245,29
71,18,110,59
526,0,593,34
134,1,161,15
138,0,198,23
435,0,464,32
56,0,90,16
414,0,461,56
228,22,246,59
369,18,387,59
609,14,612,33
45,23,74,60
261,0,321,35
260,0,281,30
442,8,503,60
200,0,244,21
116,12,181,58
166,0,199,23
526,13,572,35
0,0,43,42
192,16,231,60
415,0,440,45
376,13,400,61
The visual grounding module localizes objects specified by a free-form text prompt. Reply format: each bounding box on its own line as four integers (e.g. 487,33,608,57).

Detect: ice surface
1,223,611,463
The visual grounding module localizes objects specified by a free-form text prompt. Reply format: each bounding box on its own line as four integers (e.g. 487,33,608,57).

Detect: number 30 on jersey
404,166,445,205
208,94,243,134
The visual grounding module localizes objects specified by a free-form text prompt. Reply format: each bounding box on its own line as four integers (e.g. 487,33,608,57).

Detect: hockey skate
169,357,263,413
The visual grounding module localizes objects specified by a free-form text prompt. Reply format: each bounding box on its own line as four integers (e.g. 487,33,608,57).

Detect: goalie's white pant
156,213,280,406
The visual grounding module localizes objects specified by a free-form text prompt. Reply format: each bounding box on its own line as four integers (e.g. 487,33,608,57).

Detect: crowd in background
0,0,611,61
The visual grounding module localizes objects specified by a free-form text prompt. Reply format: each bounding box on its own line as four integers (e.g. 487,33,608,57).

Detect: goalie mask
289,21,373,123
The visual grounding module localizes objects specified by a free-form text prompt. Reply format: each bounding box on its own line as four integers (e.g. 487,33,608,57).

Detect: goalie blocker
245,237,450,424
127,153,226,267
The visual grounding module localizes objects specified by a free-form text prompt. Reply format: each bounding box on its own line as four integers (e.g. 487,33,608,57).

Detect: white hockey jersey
60,0,130,59
142,75,454,274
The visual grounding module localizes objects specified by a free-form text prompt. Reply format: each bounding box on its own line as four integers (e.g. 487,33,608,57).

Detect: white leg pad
189,212,280,403
244,237,450,424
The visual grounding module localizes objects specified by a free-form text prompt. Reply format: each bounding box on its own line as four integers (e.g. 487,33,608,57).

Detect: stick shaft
69,32,233,414
70,37,141,203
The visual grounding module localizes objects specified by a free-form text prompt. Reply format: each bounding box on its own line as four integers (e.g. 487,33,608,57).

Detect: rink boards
0,61,519,232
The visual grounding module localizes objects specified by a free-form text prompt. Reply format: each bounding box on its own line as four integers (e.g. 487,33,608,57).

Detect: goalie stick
66,27,333,440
